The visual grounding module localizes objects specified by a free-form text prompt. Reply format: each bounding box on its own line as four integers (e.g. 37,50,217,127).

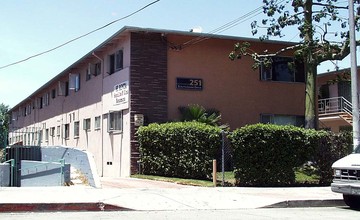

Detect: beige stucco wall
167,35,305,129
9,33,132,178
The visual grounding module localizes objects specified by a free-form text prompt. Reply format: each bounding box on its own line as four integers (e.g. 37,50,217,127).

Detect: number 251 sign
176,78,203,90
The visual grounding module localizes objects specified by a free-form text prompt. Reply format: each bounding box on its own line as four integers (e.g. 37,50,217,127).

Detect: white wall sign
113,81,129,109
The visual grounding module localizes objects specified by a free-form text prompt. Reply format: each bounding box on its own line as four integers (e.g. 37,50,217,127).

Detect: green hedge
137,122,222,179
315,131,353,185
228,124,328,186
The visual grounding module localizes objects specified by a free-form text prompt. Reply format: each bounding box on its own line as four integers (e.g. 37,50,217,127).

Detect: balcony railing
318,97,353,115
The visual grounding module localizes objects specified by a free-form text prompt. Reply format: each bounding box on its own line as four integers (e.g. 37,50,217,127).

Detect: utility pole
349,0,360,151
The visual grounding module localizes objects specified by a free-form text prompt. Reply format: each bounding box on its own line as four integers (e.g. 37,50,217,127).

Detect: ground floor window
108,111,122,132
94,116,101,130
64,124,70,139
83,118,91,131
74,121,79,138
260,114,304,127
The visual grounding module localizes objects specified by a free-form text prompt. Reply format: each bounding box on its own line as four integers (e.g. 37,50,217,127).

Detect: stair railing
318,96,353,116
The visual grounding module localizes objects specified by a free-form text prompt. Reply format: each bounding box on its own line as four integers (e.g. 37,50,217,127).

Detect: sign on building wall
176,77,203,90
113,81,129,109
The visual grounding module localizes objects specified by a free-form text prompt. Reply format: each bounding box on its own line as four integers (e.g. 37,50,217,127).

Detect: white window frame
56,125,61,137
109,49,123,74
108,111,123,133
83,118,91,131
94,116,101,130
74,121,80,138
64,124,70,139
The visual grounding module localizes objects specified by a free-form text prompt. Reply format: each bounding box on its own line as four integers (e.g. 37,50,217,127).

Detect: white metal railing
318,96,353,115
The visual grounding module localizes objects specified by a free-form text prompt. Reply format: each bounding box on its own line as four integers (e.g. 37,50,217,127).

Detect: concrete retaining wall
41,146,100,188
21,160,70,187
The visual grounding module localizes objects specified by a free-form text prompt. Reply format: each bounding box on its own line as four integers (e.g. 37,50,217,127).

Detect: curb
263,199,346,208
0,202,132,212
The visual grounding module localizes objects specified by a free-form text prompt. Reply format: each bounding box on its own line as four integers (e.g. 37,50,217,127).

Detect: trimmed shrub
137,122,222,179
229,124,325,186
314,131,353,185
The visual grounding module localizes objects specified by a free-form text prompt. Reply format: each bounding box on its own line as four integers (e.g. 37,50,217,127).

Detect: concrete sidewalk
0,178,346,212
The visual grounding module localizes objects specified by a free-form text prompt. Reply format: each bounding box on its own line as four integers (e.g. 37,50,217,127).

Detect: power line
0,0,160,71
178,5,264,49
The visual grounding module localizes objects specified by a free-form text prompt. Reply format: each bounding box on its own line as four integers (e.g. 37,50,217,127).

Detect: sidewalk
0,177,345,212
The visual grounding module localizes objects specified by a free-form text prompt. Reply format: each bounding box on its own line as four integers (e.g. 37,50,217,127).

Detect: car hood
332,153,360,169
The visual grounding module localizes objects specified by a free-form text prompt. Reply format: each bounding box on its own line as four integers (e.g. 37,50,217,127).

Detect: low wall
0,163,10,187
21,160,70,187
41,146,100,188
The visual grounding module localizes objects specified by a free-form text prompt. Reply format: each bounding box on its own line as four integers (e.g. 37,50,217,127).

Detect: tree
229,0,359,129
178,104,228,128
0,103,10,148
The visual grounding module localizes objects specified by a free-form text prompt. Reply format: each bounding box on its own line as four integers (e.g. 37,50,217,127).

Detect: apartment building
318,67,360,132
8,26,306,177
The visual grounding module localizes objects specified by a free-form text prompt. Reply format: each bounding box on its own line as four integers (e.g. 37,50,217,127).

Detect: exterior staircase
318,96,353,126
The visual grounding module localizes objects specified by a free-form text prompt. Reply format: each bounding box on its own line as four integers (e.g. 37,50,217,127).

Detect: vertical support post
60,159,65,185
349,0,359,151
221,130,225,187
213,159,217,187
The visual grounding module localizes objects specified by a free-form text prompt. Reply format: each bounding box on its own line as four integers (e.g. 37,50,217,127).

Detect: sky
0,0,358,108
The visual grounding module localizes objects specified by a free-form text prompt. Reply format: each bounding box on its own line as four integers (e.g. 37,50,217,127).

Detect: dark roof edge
318,66,360,77
10,26,297,111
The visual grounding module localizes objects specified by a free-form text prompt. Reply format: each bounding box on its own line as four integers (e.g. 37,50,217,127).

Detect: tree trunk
303,0,318,129
305,61,318,129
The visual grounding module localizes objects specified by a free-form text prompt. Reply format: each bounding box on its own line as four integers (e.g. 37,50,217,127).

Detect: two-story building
8,26,306,177
317,67,360,132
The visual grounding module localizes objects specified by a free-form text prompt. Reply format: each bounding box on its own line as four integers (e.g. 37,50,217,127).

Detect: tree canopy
230,0,360,129
0,103,10,148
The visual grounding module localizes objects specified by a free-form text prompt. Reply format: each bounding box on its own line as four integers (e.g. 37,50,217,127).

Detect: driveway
100,177,193,189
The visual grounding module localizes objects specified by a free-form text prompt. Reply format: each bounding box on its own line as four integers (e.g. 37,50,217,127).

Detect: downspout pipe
92,52,105,177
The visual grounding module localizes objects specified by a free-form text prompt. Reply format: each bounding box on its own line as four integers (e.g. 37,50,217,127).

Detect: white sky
0,0,358,108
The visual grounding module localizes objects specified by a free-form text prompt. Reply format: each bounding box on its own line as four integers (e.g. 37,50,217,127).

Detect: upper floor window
69,73,80,92
109,50,123,75
260,57,305,83
86,62,102,81
51,89,56,99
43,93,50,107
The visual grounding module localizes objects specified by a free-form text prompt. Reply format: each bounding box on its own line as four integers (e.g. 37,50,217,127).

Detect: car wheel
343,194,360,210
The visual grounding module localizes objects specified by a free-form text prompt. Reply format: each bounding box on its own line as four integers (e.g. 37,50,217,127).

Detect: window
108,111,122,132
83,118,91,131
261,114,304,127
58,81,67,96
50,127,55,137
39,97,43,109
40,130,43,143
69,74,80,92
26,104,31,116
260,57,305,83
87,62,101,80
51,89,56,99
57,125,61,137
94,116,101,130
109,50,123,74
94,62,101,76
86,66,92,81
65,81,69,96
43,93,50,107
45,129,49,142
74,121,79,138
64,124,70,139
